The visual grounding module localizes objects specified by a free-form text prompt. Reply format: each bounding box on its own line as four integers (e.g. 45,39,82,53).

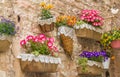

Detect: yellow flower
40,2,46,7
45,4,53,10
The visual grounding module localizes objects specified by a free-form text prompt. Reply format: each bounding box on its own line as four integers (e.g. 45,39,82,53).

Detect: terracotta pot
111,40,120,49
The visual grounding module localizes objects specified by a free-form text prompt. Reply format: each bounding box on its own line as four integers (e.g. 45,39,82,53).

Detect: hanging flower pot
111,40,120,49
38,17,56,32
102,58,110,69
58,26,75,56
17,54,61,72
0,17,16,52
56,15,76,56
74,23,102,41
0,35,12,52
19,34,61,72
77,60,103,74
38,2,56,33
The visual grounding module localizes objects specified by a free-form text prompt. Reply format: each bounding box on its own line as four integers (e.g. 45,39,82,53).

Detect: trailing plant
78,57,88,72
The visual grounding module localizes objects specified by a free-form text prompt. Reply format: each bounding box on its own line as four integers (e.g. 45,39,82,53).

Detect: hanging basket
60,34,73,56
111,40,120,49
17,54,61,73
38,17,56,33
74,24,102,41
102,58,110,69
58,26,75,56
77,60,103,75
0,35,12,52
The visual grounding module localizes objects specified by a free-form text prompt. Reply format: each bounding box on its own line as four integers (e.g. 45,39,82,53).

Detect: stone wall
0,0,120,77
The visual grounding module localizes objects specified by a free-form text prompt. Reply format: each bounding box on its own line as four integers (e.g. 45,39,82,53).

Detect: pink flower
34,37,39,42
47,42,53,47
20,40,26,46
80,16,85,20
41,37,46,41
26,35,34,41
53,46,58,52
48,37,54,43
39,34,46,39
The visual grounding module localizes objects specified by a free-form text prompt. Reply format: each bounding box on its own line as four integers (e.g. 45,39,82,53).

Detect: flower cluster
100,30,120,49
40,2,53,20
79,50,108,62
0,17,16,35
20,34,59,56
56,15,76,27
80,9,104,27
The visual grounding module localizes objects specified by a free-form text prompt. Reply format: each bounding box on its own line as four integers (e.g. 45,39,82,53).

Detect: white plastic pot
102,58,110,69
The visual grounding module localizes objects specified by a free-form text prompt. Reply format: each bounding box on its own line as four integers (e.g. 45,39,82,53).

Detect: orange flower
56,15,76,27
67,16,76,26
111,56,115,60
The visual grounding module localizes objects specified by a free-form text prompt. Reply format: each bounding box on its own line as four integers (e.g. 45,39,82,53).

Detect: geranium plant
100,29,120,49
20,34,59,56
0,17,16,35
56,15,76,27
40,2,53,20
79,9,104,27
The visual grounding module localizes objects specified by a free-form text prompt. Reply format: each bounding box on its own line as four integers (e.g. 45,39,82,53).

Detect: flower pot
58,26,75,56
77,66,103,75
77,60,103,75
111,40,120,49
38,17,56,33
102,58,110,69
74,24,102,41
17,54,61,73
0,35,12,52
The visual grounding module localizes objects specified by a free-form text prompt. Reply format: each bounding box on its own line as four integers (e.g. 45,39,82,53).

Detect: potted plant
100,30,120,49
0,16,16,52
74,9,104,41
17,34,61,73
38,2,56,32
56,15,76,56
77,50,109,74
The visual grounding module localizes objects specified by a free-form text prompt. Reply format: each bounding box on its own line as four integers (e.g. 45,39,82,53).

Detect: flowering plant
79,9,104,27
56,15,76,27
20,34,59,56
100,30,120,49
40,2,53,20
79,50,108,62
0,17,16,35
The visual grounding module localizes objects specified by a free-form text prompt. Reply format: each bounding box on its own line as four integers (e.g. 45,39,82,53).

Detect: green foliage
41,9,53,20
55,19,67,27
0,22,15,35
78,58,88,72
30,41,50,56
88,56,103,62
76,20,86,25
